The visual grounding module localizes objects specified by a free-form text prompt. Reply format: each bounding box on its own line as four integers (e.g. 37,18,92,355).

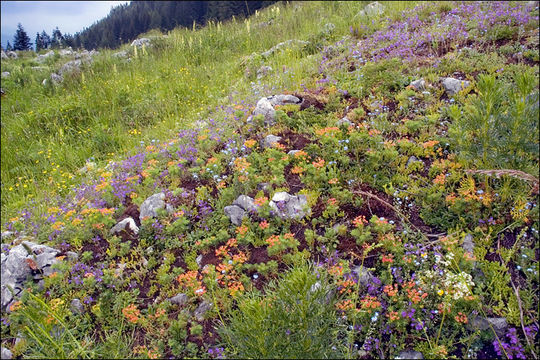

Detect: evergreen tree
51,27,64,48
13,23,32,51
40,31,51,49
6,41,12,51
35,32,42,52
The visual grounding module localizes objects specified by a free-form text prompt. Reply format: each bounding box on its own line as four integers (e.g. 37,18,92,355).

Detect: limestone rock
131,38,151,48
442,77,470,96
396,350,424,359
406,156,420,168
233,195,258,213
469,316,508,337
7,51,18,59
70,298,84,314
50,73,63,85
59,49,73,56
410,79,426,91
269,192,309,220
267,94,301,107
169,293,188,306
139,192,173,221
1,50,7,60
462,234,475,254
261,39,309,58
337,116,353,127
353,266,376,287
193,300,213,321
224,205,245,226
1,347,13,359
110,217,140,235
261,134,282,149
256,65,272,79
357,2,385,17
36,50,55,63
1,72,10,78
253,97,276,126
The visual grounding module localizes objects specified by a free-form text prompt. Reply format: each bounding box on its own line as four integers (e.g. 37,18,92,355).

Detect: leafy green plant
218,263,347,359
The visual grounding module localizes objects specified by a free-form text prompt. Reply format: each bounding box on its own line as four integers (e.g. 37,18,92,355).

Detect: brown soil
283,164,304,194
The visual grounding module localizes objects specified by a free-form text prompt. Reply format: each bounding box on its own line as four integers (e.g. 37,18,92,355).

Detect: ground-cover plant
1,1,539,359
217,263,347,359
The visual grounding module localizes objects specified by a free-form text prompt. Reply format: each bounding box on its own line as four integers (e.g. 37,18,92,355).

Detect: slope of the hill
1,1,539,359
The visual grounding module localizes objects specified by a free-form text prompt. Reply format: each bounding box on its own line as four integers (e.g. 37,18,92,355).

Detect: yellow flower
438,289,444,296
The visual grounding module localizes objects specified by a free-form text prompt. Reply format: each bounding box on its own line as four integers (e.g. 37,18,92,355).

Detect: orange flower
236,224,249,236
259,220,269,230
226,238,238,248
254,196,268,206
455,312,468,324
433,173,446,185
382,254,394,264
122,304,141,324
387,311,400,321
383,284,398,297
244,139,257,148
328,178,338,184
312,158,325,169
353,215,367,227
291,165,305,174
422,140,439,149
328,198,338,206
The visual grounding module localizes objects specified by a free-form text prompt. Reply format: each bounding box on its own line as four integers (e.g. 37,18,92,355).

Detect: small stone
66,251,79,261
288,150,300,156
267,94,301,106
257,182,271,191
353,266,375,287
70,298,84,314
169,293,188,306
139,192,173,221
224,205,246,226
462,234,475,254
261,134,282,149
410,79,426,91
193,300,213,321
233,195,258,213
110,217,140,235
1,347,13,359
337,117,353,127
469,317,508,337
50,73,63,84
1,231,14,240
1,72,10,78
442,77,470,96
196,254,203,267
269,192,310,220
131,38,152,48
253,97,276,126
396,350,424,359
406,156,420,168
256,65,272,79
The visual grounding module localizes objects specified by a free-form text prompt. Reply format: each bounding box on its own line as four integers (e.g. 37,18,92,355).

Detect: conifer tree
13,23,31,51
6,41,12,51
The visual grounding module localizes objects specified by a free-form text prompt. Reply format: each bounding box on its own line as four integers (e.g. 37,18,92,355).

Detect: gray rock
1,231,15,239
288,150,301,156
256,65,272,79
113,50,128,58
396,350,424,359
357,1,385,17
59,59,82,76
66,251,79,261
267,94,301,107
337,117,353,127
406,156,420,168
253,97,276,126
193,300,213,321
261,39,309,58
233,195,258,213
1,347,13,360
59,49,73,56
410,79,426,91
7,51,18,59
261,134,282,149
70,298,84,314
196,254,203,267
31,66,48,71
353,266,375,287
1,241,61,311
50,73,63,84
1,50,7,60
224,205,245,226
322,23,336,34
110,217,139,235
1,71,10,78
469,316,508,337
131,38,152,48
257,182,271,191
169,293,188,306
139,192,173,221
462,234,474,254
442,77,470,96
36,50,55,63
269,192,310,220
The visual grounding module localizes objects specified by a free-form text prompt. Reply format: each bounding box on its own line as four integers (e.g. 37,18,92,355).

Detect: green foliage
449,71,539,173
218,264,347,359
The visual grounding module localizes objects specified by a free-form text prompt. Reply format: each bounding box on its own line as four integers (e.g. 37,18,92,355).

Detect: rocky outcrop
1,241,62,311
131,38,152,48
36,50,55,63
224,195,258,226
261,134,282,149
110,217,140,235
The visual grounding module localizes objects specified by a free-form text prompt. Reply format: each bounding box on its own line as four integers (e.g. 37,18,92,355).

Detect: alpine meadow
0,1,539,359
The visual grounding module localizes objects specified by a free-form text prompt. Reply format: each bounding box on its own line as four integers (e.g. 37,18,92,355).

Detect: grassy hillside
1,1,539,359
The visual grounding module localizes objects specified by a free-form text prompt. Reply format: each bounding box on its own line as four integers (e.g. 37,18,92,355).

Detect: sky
1,1,129,50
